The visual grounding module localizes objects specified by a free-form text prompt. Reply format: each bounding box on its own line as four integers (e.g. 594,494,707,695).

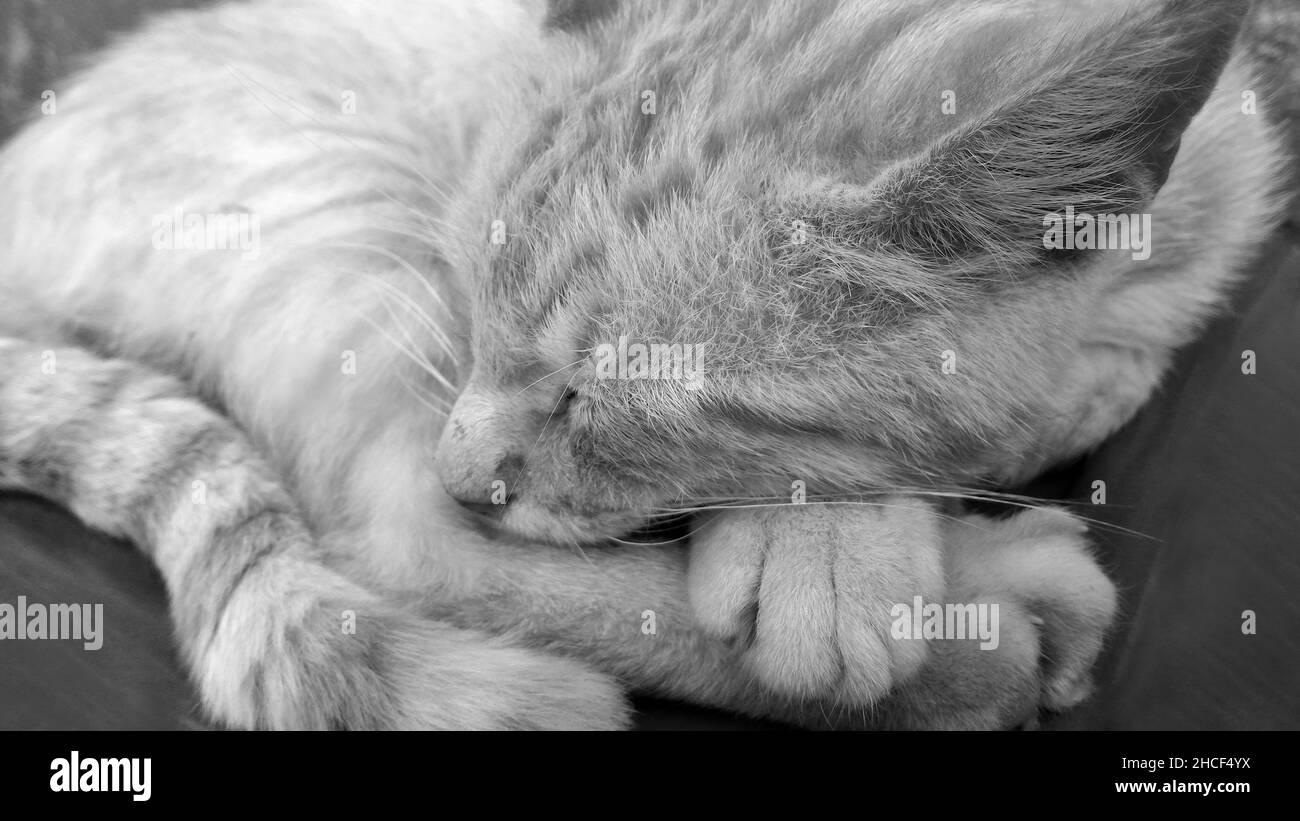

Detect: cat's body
0,0,1285,728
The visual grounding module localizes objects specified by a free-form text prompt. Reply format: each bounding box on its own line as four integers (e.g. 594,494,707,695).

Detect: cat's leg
684,500,1117,728
0,339,628,729
405,489,1108,727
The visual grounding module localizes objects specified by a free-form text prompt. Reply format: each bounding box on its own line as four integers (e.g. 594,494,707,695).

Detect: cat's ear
851,0,1247,263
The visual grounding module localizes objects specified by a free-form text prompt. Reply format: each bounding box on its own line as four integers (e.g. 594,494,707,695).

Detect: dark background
1,0,1298,730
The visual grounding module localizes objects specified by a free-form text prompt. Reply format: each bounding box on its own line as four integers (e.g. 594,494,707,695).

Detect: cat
0,0,1285,729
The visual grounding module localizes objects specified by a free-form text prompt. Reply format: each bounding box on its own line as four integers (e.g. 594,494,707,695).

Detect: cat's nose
435,383,526,507
441,453,522,511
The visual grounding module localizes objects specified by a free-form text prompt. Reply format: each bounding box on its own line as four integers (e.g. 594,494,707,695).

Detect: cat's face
434,0,1241,544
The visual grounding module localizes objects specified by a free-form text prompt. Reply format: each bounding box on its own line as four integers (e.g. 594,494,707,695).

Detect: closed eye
556,387,579,415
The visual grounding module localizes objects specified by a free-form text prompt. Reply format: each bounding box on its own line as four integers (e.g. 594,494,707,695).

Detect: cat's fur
0,0,1285,728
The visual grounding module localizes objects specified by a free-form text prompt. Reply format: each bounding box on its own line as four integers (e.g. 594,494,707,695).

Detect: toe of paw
1042,669,1095,712
746,637,842,698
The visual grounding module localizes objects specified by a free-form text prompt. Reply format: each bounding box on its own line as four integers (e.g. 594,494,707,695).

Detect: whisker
645,489,1156,541
332,241,457,337
374,287,450,391
354,310,458,396
359,270,460,369
650,498,981,530
514,361,581,398
392,366,452,417
213,55,457,206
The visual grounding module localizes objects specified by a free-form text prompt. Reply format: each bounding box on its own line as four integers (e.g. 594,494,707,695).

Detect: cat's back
0,0,548,345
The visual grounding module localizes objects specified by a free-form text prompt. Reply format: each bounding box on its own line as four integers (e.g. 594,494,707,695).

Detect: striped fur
0,0,1286,728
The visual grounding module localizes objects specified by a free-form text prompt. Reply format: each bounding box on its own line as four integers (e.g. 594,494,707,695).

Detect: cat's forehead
481,0,1141,237
558,0,1137,165
466,0,1143,365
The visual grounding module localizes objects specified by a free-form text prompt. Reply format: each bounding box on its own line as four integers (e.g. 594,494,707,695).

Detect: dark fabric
0,496,204,729
0,0,217,139
0,0,1297,731
1046,231,1300,730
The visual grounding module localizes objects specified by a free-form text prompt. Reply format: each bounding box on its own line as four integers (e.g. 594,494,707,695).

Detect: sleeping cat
0,0,1285,728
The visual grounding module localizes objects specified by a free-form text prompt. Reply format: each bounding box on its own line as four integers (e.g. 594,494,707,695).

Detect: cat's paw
687,498,945,705
687,500,1118,728
949,507,1117,712
199,587,631,730
388,624,633,730
873,507,1119,729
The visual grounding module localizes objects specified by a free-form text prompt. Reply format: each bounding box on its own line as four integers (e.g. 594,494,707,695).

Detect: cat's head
435,0,1248,545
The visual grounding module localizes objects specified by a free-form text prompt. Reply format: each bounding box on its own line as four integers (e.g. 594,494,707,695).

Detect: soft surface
0,0,1297,730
